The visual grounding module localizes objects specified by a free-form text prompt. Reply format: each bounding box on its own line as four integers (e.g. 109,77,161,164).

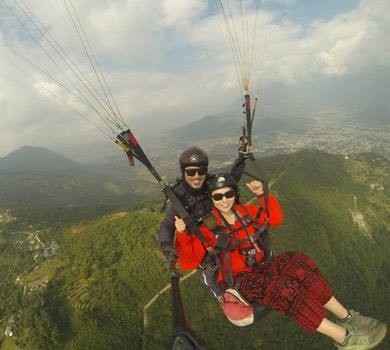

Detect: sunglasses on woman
211,190,235,201
185,168,207,176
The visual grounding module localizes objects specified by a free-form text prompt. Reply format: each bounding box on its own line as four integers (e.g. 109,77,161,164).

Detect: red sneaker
221,288,254,327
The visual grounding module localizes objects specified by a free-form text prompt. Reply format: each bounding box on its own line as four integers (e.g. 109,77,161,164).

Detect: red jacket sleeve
175,231,207,270
245,194,284,228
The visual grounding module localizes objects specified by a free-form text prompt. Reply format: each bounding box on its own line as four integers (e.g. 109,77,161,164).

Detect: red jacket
175,194,284,282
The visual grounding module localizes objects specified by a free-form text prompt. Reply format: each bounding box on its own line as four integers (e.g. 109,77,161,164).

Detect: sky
0,0,389,157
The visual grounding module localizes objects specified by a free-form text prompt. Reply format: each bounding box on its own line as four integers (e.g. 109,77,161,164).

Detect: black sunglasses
185,168,207,176
211,190,235,201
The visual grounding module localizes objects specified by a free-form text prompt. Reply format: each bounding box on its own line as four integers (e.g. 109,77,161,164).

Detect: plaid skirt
238,251,333,332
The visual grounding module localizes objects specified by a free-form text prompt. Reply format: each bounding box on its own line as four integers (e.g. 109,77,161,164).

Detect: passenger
174,172,387,350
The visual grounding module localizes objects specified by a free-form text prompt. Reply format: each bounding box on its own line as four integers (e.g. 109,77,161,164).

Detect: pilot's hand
174,216,186,233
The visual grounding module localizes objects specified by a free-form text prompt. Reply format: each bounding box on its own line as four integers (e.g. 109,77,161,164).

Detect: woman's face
211,186,235,213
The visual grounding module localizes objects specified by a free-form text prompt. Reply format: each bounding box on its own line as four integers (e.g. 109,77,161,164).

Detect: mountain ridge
169,114,316,142
0,145,160,209
0,145,86,175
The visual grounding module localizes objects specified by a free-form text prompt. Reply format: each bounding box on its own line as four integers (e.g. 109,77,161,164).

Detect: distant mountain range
0,146,87,175
169,115,316,141
0,146,160,209
32,111,387,179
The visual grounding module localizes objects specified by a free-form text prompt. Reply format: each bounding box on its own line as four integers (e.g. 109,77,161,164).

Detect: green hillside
0,146,85,175
0,172,159,208
0,146,160,209
0,150,389,349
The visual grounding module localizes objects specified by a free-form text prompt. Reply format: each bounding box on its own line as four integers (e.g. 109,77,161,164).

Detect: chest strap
201,206,272,288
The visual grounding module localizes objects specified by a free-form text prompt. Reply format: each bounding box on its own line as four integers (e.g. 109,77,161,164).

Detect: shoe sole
367,323,387,350
224,288,250,305
340,323,387,350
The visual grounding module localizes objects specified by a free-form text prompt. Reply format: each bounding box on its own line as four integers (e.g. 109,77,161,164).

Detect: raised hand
246,180,264,196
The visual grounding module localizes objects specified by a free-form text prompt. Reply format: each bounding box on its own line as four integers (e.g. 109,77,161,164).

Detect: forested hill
0,146,84,175
0,146,160,208
0,150,389,350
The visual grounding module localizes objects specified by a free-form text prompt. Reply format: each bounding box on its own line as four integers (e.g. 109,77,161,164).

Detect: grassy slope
0,337,21,350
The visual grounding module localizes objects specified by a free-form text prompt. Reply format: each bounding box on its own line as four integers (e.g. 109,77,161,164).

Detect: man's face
184,166,207,189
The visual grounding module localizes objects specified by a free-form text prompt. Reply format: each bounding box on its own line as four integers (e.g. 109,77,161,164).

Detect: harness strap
224,253,234,288
226,224,268,251
204,205,272,287
202,249,234,288
255,206,263,221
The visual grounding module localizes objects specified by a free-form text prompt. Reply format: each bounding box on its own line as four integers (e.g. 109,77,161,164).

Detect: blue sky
0,0,389,156
261,0,359,23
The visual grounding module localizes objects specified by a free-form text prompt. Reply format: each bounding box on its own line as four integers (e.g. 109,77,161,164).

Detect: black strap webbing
205,205,272,287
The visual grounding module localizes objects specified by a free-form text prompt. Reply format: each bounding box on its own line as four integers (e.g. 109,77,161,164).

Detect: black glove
161,244,178,263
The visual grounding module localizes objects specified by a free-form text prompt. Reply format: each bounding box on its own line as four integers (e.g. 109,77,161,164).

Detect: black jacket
157,180,212,249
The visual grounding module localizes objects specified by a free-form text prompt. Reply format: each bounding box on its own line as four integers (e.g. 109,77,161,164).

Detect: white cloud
0,0,389,157
162,0,207,26
310,0,390,76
